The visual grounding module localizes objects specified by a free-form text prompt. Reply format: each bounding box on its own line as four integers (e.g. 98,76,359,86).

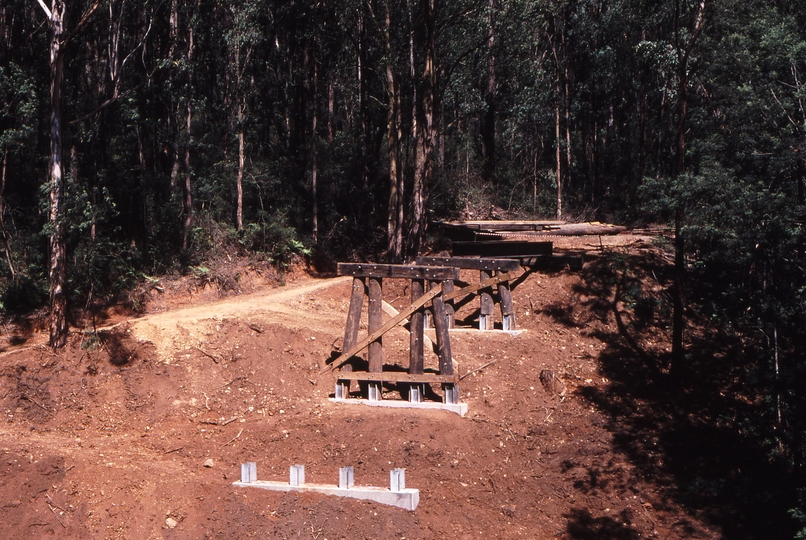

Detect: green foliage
792,489,806,538
0,275,48,313
0,63,38,151
239,216,311,268
81,331,100,351
641,158,806,521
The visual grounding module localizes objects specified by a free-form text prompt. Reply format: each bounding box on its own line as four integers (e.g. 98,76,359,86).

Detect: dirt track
0,236,723,539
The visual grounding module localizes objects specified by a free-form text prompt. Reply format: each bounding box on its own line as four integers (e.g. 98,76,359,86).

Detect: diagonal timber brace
321,284,443,373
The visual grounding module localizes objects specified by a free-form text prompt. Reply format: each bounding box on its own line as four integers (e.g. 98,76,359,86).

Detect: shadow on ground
552,251,800,540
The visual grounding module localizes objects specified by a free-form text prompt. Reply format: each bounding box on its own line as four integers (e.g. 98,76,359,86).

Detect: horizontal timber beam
337,263,460,281
451,241,553,257
336,372,459,384
416,256,520,272
521,254,584,270
441,220,566,231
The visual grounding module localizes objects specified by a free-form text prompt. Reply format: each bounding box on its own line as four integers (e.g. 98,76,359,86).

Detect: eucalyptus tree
32,0,103,348
223,0,262,232
651,0,708,377
378,0,404,260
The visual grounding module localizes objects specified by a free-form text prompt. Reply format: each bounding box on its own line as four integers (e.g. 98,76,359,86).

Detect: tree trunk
672,45,689,372
481,0,496,184
671,209,685,376
327,75,334,142
639,81,647,183
136,124,149,253
311,57,318,243
563,24,572,197
47,0,68,348
182,98,193,250
670,0,706,377
237,106,245,232
671,28,687,375
792,60,805,204
407,0,417,144
357,9,368,189
555,99,562,219
384,0,402,261
408,0,436,260
0,149,15,279
182,21,194,251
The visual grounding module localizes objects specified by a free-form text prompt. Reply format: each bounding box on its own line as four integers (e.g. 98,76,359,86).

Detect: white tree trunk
46,0,68,348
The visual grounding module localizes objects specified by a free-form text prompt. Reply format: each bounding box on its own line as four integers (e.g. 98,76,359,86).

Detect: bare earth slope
0,236,722,539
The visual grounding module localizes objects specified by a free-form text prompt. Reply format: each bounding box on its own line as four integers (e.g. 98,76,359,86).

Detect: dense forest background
2,0,806,535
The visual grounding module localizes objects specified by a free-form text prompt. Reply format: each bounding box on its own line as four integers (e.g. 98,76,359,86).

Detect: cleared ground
0,234,724,539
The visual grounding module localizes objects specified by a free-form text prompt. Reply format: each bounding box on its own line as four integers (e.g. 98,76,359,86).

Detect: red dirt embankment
0,235,720,539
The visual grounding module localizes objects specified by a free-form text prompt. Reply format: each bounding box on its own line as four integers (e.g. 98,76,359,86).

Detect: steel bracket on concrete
234,463,420,511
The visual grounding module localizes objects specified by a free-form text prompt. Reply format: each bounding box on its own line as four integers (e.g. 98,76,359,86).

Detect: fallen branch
21,394,51,415
223,376,248,387
460,360,496,380
221,417,239,426
45,499,66,529
45,494,65,513
164,447,183,454
220,428,243,448
194,346,220,364
36,345,62,360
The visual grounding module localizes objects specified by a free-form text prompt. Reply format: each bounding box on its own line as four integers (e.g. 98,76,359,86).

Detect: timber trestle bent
415,256,520,331
325,263,465,413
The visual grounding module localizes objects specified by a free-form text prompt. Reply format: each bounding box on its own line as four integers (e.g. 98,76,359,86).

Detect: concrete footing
425,328,525,338
234,464,419,511
330,396,468,416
